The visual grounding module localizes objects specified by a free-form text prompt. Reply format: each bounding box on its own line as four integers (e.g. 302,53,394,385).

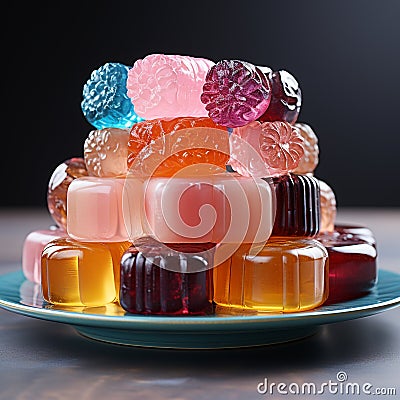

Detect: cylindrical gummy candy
267,173,321,237
84,128,130,177
127,116,229,177
201,59,272,128
213,237,328,313
19,280,43,308
334,224,376,247
47,158,88,230
143,173,275,244
258,70,302,124
229,121,305,177
41,238,130,307
81,62,143,130
22,227,66,284
318,179,337,233
317,228,377,304
120,237,214,315
126,54,214,119
292,122,319,175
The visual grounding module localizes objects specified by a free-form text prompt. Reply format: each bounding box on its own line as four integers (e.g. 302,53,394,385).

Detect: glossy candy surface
318,179,337,233
335,224,376,247
213,238,328,313
47,158,88,229
317,228,377,304
84,127,130,177
41,238,130,307
127,54,213,119
258,70,302,124
201,60,271,128
67,176,144,242
127,117,229,176
81,62,143,129
143,173,275,244
22,227,66,284
229,121,304,177
269,173,320,237
293,122,319,174
120,238,214,315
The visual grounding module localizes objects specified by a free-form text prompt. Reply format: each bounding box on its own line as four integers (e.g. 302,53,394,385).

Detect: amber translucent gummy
41,238,130,307
213,237,328,313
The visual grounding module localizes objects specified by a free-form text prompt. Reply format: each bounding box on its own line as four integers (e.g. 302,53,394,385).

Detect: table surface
0,207,399,400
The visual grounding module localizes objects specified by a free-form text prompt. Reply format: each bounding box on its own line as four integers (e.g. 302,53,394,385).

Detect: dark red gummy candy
120,237,214,315
317,229,377,305
268,173,320,237
258,70,302,124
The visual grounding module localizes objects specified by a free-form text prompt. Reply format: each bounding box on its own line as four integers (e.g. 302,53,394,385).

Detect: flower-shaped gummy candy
127,54,214,120
127,117,229,177
293,122,319,174
229,121,305,177
47,157,88,229
81,62,143,130
84,127,130,177
201,60,272,128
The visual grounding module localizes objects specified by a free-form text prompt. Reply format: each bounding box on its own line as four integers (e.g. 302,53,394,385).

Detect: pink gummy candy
293,122,319,174
229,121,271,178
126,54,214,119
201,60,271,128
259,121,304,175
230,121,304,177
318,179,337,233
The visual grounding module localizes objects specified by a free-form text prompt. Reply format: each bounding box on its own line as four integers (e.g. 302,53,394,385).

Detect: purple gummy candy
259,70,302,124
200,60,271,128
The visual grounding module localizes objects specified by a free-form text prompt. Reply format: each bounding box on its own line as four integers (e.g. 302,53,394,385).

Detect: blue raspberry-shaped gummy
81,62,143,129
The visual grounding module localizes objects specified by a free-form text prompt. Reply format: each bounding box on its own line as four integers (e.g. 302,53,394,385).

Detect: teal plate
1,269,400,349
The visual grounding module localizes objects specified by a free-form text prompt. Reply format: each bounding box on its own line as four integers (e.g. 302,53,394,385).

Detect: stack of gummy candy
22,54,378,315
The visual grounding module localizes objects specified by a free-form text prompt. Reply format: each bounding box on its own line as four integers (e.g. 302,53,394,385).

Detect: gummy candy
201,59,271,128
67,176,144,242
213,238,328,313
127,117,229,176
259,121,304,174
318,179,337,233
293,122,319,174
81,62,143,130
258,70,302,124
317,229,377,304
22,227,66,284
269,173,320,237
143,173,275,244
120,237,214,315
41,238,130,306
126,54,213,119
228,121,270,177
47,157,88,229
229,121,305,177
19,280,43,308
84,127,130,177
335,224,376,247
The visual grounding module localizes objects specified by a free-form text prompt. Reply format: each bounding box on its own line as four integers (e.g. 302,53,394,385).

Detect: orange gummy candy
127,117,230,177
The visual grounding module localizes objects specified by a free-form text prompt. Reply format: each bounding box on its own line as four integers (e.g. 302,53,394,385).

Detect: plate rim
1,269,400,331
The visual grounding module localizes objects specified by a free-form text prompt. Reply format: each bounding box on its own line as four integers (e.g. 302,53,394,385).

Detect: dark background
3,1,400,208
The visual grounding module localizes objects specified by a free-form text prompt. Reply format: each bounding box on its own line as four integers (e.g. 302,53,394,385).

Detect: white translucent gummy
67,177,144,242
67,174,275,244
